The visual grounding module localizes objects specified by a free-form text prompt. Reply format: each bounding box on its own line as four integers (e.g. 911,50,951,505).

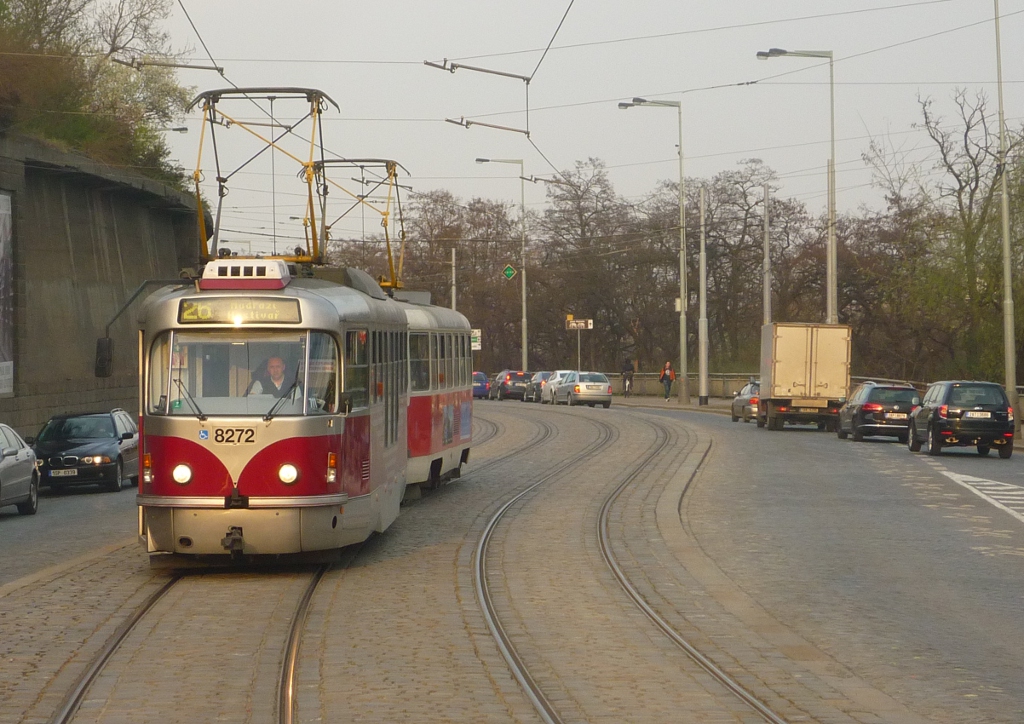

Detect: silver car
541,370,574,404
553,371,613,408
0,423,39,515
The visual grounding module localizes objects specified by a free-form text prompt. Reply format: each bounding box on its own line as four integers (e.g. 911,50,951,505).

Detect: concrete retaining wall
0,134,200,436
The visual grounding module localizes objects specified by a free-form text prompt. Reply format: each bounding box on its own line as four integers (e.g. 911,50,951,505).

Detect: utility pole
451,248,456,311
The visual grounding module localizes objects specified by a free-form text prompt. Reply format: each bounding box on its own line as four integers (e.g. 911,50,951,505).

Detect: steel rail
474,416,617,724
278,564,329,724
597,418,789,724
49,575,182,724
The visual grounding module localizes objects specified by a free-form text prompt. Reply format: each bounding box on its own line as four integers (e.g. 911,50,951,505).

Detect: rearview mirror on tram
95,337,113,378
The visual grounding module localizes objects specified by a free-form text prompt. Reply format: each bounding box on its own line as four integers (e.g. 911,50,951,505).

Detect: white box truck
758,323,851,431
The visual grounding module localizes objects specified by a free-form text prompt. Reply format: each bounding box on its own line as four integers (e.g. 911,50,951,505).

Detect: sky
158,0,1024,256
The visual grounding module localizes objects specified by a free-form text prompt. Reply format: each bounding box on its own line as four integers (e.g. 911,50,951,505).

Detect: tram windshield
148,330,338,417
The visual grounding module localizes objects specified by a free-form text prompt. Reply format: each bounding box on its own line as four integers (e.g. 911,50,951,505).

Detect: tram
398,299,473,495
136,261,412,559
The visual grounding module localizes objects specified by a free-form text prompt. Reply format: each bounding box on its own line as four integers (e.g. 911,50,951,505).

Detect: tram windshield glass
148,330,338,417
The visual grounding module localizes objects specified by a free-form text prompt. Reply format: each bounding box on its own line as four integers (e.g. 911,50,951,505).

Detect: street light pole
477,158,528,371
618,97,689,404
994,0,1019,429
757,47,837,324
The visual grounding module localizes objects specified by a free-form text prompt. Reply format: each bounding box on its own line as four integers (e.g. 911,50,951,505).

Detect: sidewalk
613,394,733,416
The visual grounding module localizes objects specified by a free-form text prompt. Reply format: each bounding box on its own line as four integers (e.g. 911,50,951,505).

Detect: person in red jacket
659,361,676,400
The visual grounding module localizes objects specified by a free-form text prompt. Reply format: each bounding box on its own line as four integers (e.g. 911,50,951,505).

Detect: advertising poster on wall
0,194,12,395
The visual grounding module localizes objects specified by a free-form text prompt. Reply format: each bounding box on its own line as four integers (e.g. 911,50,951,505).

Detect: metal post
763,183,772,325
827,55,837,325
451,247,456,311
698,187,708,405
994,0,1019,431
519,168,527,372
577,329,581,370
677,104,689,404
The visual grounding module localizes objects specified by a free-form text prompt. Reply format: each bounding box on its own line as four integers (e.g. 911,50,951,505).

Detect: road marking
939,471,1024,526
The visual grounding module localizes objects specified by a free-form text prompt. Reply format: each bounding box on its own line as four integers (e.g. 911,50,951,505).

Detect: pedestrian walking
659,361,675,400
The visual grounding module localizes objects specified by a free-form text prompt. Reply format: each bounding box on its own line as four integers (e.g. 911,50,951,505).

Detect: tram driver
248,357,292,397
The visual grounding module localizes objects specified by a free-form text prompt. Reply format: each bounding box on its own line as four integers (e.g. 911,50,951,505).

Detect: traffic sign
502,264,516,280
470,328,482,351
565,318,593,330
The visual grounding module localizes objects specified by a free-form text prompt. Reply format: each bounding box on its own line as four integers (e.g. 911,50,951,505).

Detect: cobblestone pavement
2,400,1004,722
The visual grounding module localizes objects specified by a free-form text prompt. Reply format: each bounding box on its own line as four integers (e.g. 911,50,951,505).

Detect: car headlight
279,464,299,484
82,455,112,465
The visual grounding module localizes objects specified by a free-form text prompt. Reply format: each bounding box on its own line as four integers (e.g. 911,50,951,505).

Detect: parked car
553,371,613,408
472,371,491,399
837,381,919,442
907,380,1014,458
541,370,574,404
524,371,552,402
0,423,39,515
730,380,760,422
490,370,530,401
29,409,140,492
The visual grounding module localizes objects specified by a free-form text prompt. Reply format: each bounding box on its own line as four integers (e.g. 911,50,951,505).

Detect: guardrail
608,373,933,398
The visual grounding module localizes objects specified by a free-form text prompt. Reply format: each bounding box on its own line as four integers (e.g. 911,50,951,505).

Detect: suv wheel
837,421,848,440
926,426,943,456
907,422,922,452
999,441,1013,459
852,427,864,442
977,444,991,456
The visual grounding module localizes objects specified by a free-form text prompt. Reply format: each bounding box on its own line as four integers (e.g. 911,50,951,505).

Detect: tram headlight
279,464,299,485
172,464,192,484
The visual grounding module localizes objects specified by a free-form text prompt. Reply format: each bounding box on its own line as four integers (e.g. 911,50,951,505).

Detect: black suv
907,381,1014,458
29,409,140,492
837,382,919,442
489,370,529,400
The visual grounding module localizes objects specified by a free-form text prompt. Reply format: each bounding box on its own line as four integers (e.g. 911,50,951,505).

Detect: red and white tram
398,300,473,494
137,260,416,560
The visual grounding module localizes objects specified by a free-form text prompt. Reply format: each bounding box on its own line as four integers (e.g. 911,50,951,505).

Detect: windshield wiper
263,379,301,422
173,378,208,421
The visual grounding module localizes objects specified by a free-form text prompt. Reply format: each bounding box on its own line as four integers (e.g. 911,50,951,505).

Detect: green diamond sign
502,264,517,280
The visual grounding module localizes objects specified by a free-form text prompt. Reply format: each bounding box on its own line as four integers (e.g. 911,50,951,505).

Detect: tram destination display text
178,297,302,324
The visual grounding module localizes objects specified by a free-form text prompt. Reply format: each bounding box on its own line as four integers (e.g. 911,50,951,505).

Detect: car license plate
965,411,991,419
51,469,78,477
798,408,818,413
212,427,257,444
885,413,908,420
586,385,602,390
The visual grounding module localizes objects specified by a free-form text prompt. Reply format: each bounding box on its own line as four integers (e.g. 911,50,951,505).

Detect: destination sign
178,297,301,325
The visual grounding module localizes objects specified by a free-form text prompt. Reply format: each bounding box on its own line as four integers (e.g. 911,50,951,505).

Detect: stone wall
0,134,200,436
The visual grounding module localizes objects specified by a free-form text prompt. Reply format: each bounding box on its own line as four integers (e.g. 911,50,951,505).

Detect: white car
0,424,39,515
541,370,574,404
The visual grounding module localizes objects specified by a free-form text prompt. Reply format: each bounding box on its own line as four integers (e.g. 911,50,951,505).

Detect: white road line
939,471,1024,526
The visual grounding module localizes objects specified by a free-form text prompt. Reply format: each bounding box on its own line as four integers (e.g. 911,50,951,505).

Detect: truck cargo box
760,323,851,402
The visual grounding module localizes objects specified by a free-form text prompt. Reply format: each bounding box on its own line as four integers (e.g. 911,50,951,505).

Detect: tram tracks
476,409,789,724
49,558,352,724
597,415,788,724
473,415,617,724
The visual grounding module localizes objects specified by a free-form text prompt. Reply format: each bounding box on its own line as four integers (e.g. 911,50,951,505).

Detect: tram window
149,330,307,416
344,329,368,409
436,333,445,388
306,332,338,414
409,332,429,392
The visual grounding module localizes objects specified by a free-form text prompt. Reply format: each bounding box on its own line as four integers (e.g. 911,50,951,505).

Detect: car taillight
574,385,581,393
607,386,612,394
939,404,948,419
863,403,883,412
506,374,511,382
1008,407,1015,422
541,381,546,387
749,396,759,405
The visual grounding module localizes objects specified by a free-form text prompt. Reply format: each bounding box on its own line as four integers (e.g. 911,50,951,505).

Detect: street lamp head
756,48,789,59
632,97,648,104
475,158,490,164
617,102,633,109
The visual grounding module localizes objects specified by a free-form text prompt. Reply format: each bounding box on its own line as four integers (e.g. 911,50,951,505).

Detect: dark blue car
473,371,490,399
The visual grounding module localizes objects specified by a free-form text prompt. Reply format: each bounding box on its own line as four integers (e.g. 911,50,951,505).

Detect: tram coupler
220,526,244,554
